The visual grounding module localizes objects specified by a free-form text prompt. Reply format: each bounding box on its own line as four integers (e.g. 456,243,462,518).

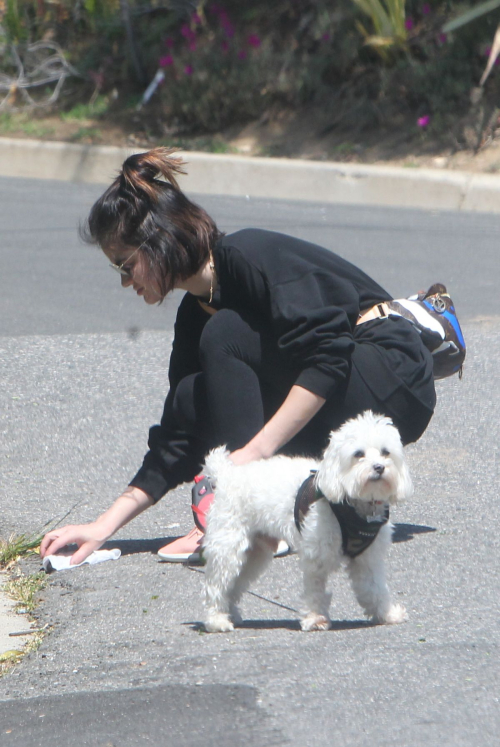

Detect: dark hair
80,147,223,297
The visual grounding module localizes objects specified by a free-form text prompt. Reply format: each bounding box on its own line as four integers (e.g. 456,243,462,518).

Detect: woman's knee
199,309,259,364
172,373,210,437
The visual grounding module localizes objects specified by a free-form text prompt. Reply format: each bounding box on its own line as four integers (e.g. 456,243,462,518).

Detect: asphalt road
0,176,498,746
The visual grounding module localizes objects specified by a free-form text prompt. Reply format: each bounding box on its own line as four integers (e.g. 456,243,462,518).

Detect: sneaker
157,526,204,563
191,475,215,531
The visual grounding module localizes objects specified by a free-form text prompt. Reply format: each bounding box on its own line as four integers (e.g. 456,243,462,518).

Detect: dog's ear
396,458,413,501
316,432,345,502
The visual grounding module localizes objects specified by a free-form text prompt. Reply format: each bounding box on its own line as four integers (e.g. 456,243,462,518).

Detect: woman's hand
40,486,154,566
40,522,110,565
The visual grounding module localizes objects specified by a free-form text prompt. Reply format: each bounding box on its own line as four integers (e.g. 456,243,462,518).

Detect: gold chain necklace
208,252,215,304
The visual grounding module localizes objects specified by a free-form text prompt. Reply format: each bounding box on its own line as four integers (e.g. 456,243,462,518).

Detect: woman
40,148,436,565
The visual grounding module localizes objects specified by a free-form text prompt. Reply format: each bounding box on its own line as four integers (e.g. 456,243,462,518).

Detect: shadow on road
186,618,376,632
392,523,437,543
101,536,177,555
102,523,437,557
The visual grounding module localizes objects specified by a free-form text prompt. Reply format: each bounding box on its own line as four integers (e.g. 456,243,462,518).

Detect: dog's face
318,412,413,505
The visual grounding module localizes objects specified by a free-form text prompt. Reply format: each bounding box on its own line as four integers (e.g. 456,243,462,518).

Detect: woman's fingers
40,524,107,565
40,528,74,558
69,541,102,566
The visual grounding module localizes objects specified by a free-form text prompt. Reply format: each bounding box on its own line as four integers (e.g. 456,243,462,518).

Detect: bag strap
357,302,391,326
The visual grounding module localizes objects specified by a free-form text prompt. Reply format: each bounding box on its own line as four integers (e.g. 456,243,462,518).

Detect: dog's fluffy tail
204,445,233,482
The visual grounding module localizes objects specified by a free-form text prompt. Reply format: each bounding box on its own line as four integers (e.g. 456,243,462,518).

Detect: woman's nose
121,273,133,288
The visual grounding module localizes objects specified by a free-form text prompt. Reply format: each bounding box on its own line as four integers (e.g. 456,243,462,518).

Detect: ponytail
120,147,187,199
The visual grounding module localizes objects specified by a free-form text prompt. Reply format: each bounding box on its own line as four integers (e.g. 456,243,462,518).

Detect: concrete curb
0,572,32,658
2,136,500,212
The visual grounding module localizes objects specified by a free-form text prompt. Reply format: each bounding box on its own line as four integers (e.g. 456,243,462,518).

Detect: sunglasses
109,243,145,278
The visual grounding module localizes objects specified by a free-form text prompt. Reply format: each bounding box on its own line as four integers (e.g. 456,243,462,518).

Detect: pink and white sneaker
157,526,204,563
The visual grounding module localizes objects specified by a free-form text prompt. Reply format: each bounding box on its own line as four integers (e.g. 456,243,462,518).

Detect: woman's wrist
95,486,154,538
237,429,277,462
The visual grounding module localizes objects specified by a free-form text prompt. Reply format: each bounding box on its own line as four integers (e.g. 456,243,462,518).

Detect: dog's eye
381,448,390,457
353,450,365,459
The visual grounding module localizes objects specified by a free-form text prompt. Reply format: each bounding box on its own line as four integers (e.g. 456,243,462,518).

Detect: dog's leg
203,528,253,633
347,533,407,624
300,556,334,631
228,534,275,623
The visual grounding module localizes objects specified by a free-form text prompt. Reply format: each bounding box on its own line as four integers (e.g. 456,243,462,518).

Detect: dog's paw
301,613,331,632
204,613,235,633
374,603,408,625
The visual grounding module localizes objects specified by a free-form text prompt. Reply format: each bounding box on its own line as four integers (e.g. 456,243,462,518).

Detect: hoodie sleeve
128,294,207,502
269,269,358,399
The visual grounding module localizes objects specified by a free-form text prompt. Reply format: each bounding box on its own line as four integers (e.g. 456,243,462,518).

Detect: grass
0,532,44,569
60,95,109,122
0,507,81,675
330,141,358,157
69,126,102,142
166,135,237,154
0,570,48,676
4,571,48,614
0,112,55,139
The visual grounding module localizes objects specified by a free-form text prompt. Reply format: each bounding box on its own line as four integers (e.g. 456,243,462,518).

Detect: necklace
208,252,215,304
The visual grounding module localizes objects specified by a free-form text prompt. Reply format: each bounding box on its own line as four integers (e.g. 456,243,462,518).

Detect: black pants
172,309,433,459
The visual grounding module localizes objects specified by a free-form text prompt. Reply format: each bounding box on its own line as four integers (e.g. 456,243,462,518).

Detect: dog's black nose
373,463,385,475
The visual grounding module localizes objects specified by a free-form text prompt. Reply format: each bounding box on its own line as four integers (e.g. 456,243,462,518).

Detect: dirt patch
4,104,500,175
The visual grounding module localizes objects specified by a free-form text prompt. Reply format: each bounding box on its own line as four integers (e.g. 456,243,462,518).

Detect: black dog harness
294,472,389,559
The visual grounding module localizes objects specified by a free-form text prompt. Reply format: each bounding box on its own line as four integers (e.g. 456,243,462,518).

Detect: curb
1,136,500,212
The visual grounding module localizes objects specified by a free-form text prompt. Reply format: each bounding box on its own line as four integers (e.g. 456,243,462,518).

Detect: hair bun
121,147,187,199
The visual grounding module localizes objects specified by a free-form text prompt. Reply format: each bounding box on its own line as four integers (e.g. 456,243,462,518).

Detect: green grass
330,141,357,156
0,113,54,139
69,126,102,142
1,571,48,676
4,571,47,614
166,136,237,154
0,532,44,569
60,95,109,122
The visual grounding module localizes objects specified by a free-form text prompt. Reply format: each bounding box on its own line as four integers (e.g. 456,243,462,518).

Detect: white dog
202,411,413,633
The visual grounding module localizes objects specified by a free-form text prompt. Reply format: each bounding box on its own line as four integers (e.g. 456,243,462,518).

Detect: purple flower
164,37,174,49
188,41,197,52
321,32,331,42
247,34,261,49
217,10,235,37
191,12,202,25
437,32,447,45
405,18,414,31
237,50,247,60
221,21,235,37
181,24,196,43
422,3,431,15
220,40,229,53
417,115,430,127
184,64,193,75
159,55,174,67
